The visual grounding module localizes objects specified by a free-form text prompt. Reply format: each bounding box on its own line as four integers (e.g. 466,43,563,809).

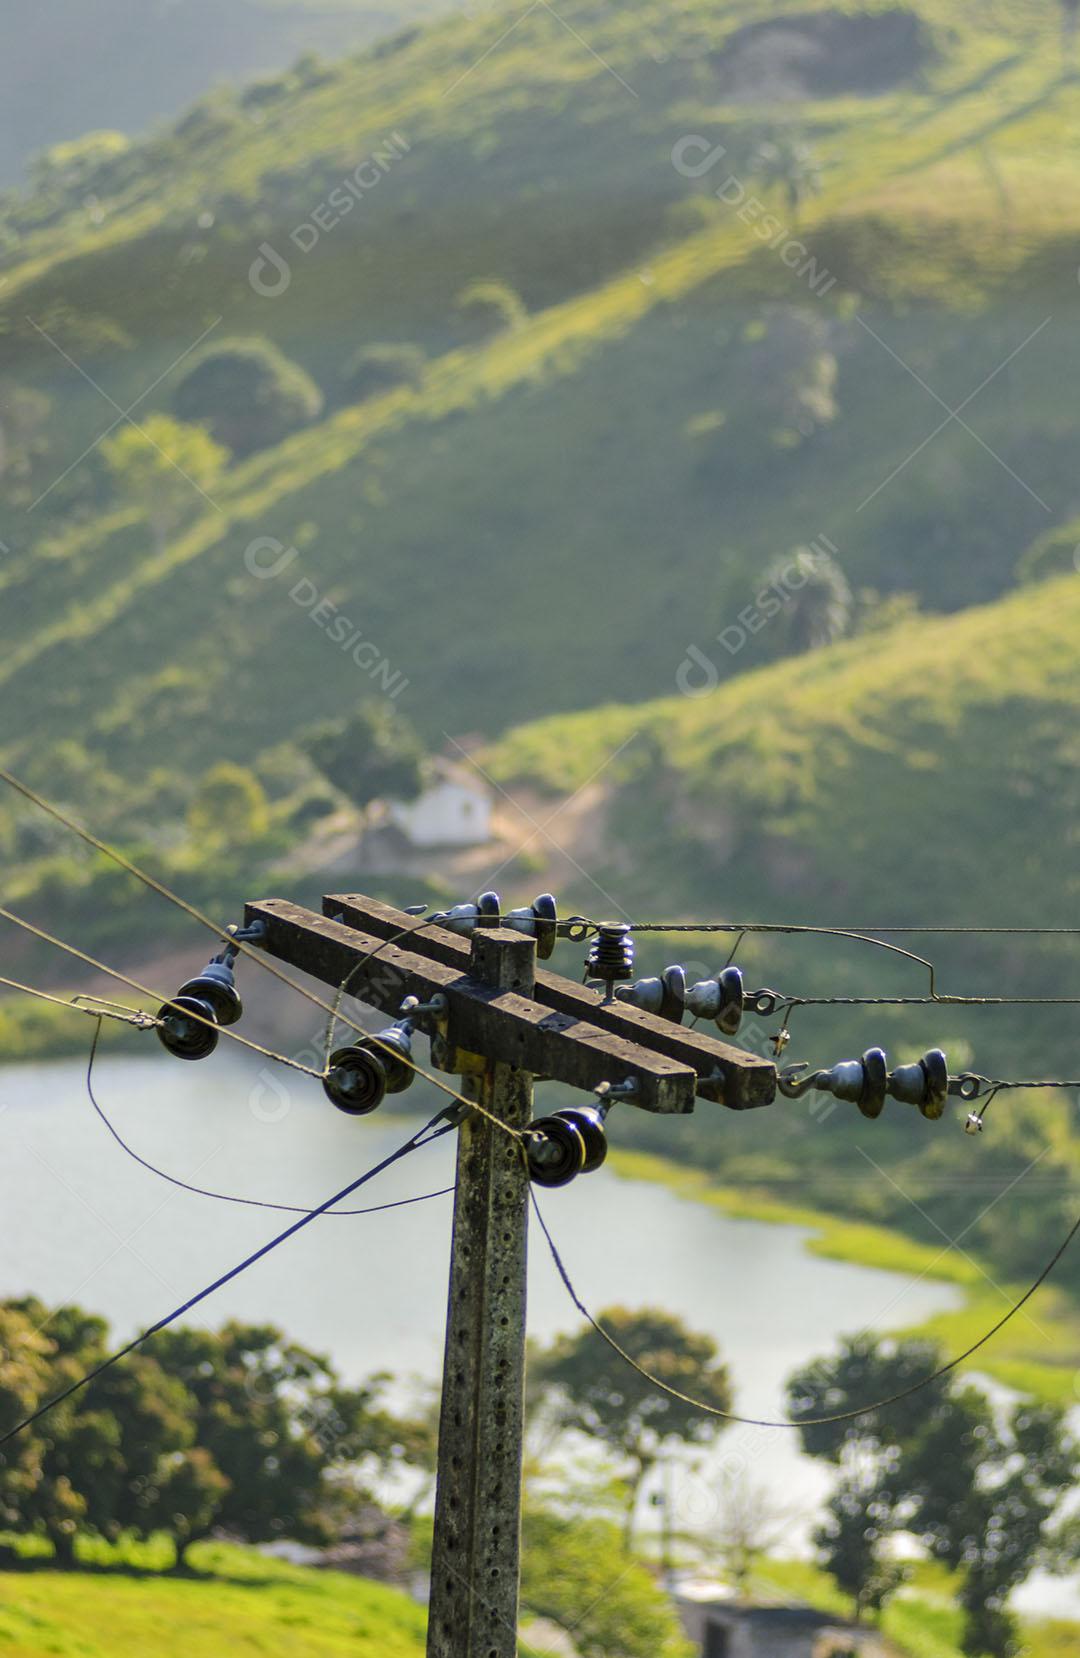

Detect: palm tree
766,545,853,654
753,129,822,224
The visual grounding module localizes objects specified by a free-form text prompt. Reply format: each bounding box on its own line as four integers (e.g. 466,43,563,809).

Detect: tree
740,305,839,441
454,278,527,341
752,129,822,223
341,342,426,405
709,1472,796,1597
0,1299,205,1567
1062,0,1080,60
172,336,323,458
101,415,227,553
0,380,51,504
532,1308,732,1549
789,1336,1079,1653
898,1394,1077,1658
787,1335,948,1620
305,702,426,815
520,1507,694,1658
813,1471,905,1621
187,761,270,846
142,1321,407,1564
765,544,853,654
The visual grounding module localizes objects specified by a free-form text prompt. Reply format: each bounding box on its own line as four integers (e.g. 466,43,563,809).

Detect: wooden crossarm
244,899,699,1113
322,892,777,1111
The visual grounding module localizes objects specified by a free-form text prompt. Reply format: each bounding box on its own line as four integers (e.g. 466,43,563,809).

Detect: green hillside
484,573,1080,1354
0,0,447,187
3,0,1080,793
483,568,1080,1078
0,1544,426,1658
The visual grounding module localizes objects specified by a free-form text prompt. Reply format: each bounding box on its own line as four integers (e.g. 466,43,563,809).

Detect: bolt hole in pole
426,927,535,1658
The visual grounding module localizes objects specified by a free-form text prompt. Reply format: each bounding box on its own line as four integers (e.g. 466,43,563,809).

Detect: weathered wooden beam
243,900,698,1113
323,892,777,1111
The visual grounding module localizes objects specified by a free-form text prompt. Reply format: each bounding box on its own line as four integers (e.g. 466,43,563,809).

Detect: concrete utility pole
243,893,776,1658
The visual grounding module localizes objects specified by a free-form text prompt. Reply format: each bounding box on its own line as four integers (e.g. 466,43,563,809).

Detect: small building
387,759,493,850
675,1589,886,1658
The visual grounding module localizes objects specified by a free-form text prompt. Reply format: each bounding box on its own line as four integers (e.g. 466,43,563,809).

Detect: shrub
340,342,426,405
172,337,324,458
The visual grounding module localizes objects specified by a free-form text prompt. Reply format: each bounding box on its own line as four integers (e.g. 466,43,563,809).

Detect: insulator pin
157,994,220,1062
525,1106,609,1187
157,948,246,1060
322,1024,416,1116
778,1047,952,1122
615,965,686,1022
586,925,635,995
430,892,560,957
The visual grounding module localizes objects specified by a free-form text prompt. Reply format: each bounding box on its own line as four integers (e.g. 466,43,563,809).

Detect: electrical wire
530,1188,1080,1429
0,766,524,1140
0,901,324,1079
0,1106,459,1448
0,900,521,1144
0,973,159,1029
84,1019,455,1218
628,921,1080,938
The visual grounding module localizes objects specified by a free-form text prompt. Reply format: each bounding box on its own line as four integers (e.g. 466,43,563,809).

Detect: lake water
0,1049,1072,1614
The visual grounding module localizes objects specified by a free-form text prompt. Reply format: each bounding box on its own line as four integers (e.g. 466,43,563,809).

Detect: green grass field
0,1542,1073,1658
0,1545,426,1658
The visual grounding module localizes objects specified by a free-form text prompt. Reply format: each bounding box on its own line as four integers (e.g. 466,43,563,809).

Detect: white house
387,760,493,850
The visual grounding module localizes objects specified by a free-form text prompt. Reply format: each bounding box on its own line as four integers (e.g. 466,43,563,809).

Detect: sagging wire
0,902,325,1080
0,1105,460,1448
0,900,522,1146
84,1019,456,1218
0,768,524,1143
530,1187,1080,1430
0,973,159,1030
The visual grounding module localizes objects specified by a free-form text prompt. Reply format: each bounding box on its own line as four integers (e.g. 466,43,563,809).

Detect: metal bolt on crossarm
232,890,775,1658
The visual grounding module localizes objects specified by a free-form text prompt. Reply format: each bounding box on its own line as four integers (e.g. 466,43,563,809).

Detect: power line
531,1188,1080,1430
0,1106,459,1448
84,1020,455,1218
0,972,159,1029
0,901,522,1144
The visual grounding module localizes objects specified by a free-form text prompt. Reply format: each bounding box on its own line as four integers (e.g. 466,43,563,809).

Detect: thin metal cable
0,768,523,1138
84,1019,455,1218
782,994,1080,1007
0,769,490,1102
0,1107,458,1447
0,973,159,1029
530,1189,1080,1429
0,902,522,1141
0,902,324,1079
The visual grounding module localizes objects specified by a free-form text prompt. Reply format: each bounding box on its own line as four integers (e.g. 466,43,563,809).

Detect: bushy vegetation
171,337,323,458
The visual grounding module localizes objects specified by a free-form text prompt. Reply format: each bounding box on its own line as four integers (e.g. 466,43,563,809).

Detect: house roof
677,1597,860,1634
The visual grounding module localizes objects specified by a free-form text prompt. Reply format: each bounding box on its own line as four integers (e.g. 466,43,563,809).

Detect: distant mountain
0,0,444,185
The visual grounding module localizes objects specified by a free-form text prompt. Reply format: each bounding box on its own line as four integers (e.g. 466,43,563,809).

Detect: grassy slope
0,1544,1072,1658
0,1545,426,1658
489,580,1080,1398
3,0,1080,777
